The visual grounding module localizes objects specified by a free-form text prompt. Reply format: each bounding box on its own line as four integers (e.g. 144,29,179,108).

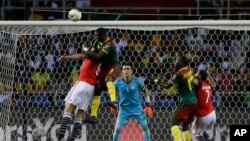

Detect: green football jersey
94,39,119,65
173,75,197,104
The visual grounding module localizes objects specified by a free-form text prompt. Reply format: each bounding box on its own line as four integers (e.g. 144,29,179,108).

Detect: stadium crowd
1,28,250,108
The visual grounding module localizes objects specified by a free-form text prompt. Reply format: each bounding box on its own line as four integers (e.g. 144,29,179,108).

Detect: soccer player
112,62,153,141
155,54,197,141
55,52,101,141
192,68,216,141
82,27,120,125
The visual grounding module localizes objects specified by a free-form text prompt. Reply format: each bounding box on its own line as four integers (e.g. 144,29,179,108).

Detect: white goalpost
0,21,250,141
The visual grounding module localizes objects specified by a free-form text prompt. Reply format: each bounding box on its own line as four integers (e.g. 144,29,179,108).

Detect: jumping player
192,67,216,141
82,27,120,125
55,51,101,141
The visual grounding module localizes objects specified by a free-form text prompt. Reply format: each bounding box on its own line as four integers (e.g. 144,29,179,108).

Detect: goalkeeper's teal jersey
114,76,144,115
94,38,119,65
173,75,197,104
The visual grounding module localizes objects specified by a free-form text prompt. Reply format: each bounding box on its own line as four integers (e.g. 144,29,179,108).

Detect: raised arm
58,53,86,61
154,79,174,90
85,50,107,60
207,71,216,88
207,65,216,88
142,86,150,105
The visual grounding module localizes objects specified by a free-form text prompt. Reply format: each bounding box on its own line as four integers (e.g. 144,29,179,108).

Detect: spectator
32,67,51,91
222,56,232,70
45,50,55,72
115,32,130,54
218,69,235,92
75,0,90,8
218,69,236,107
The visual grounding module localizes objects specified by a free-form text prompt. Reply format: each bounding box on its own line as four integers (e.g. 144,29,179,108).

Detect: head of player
174,54,190,71
121,62,133,82
95,28,109,43
196,70,208,81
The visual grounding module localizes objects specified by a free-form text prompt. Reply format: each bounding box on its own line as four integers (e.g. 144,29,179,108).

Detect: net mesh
0,22,250,141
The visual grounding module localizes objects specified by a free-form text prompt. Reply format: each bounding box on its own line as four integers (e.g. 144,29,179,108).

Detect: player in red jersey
55,52,101,141
192,68,216,141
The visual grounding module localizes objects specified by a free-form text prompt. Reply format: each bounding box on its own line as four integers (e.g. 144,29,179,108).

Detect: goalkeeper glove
107,101,118,114
143,102,153,118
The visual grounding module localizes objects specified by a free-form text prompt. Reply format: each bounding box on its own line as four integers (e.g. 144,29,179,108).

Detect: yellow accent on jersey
187,76,194,91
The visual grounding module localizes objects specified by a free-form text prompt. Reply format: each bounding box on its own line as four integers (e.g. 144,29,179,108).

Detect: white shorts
65,81,95,111
192,110,216,140
198,110,216,131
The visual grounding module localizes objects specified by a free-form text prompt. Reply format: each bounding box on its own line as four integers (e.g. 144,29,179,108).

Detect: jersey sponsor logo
131,84,136,89
97,42,104,50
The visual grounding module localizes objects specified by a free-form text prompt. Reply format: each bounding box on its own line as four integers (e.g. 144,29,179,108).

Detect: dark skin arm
86,50,107,60
156,79,174,89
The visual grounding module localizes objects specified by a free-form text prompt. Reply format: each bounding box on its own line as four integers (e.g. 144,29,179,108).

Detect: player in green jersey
82,28,121,125
155,53,197,141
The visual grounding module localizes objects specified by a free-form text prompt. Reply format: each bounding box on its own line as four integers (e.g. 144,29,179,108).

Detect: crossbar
0,20,250,26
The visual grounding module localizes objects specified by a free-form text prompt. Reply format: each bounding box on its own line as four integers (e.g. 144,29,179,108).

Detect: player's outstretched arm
85,49,107,60
207,65,216,88
58,53,86,61
154,79,174,89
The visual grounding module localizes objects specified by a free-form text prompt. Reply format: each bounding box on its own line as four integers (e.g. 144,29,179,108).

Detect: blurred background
1,0,250,21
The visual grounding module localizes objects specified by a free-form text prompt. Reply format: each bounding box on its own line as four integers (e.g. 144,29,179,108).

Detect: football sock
183,130,191,141
90,96,101,117
106,81,116,101
113,121,122,141
57,112,72,140
171,125,182,141
141,121,151,141
70,118,82,141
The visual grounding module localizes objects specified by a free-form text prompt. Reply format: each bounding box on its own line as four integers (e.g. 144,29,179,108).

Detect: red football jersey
195,81,214,117
78,58,101,85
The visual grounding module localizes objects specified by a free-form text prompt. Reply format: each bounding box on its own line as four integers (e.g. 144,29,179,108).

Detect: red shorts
97,64,121,90
173,102,198,124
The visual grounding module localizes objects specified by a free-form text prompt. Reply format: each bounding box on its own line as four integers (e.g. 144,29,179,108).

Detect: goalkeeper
82,27,121,125
111,62,153,141
155,53,197,141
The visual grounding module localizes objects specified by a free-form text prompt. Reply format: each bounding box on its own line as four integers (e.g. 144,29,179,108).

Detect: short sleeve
136,78,144,90
102,44,111,52
114,79,119,90
172,74,179,84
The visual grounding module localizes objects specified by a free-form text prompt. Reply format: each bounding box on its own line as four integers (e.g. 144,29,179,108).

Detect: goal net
0,21,250,141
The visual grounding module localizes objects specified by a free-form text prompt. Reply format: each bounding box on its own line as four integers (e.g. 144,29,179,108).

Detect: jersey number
205,89,211,103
